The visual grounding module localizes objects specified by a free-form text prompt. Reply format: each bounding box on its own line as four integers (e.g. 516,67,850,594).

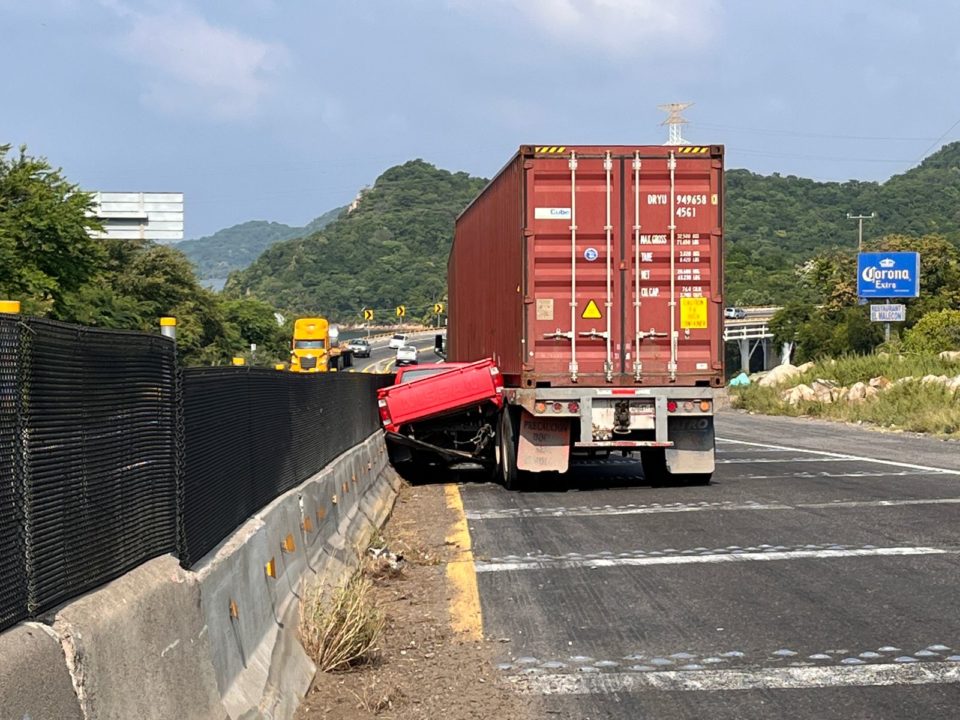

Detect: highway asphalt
350,331,443,373
454,411,960,719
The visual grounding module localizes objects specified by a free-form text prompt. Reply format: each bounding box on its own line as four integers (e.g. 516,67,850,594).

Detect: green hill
725,141,960,304
227,143,960,317
178,206,344,288
225,160,487,320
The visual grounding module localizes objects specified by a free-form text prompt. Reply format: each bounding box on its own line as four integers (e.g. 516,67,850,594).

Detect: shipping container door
625,149,722,383
526,152,624,384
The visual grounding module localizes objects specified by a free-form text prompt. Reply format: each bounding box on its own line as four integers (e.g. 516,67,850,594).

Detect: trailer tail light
568,402,580,414
700,400,711,412
683,401,694,412
667,400,678,413
378,398,390,426
553,402,563,413
535,402,547,413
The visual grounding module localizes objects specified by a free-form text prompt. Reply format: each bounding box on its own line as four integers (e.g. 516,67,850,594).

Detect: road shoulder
296,482,534,720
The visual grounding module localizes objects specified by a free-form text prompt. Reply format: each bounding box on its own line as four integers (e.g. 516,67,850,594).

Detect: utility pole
658,102,693,146
846,212,876,253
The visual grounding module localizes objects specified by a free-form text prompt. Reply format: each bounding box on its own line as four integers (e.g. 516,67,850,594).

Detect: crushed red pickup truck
378,358,503,473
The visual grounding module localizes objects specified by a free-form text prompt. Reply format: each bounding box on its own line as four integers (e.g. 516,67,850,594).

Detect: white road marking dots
465,496,960,520
511,662,960,694
717,457,865,464
474,546,953,573
717,437,960,476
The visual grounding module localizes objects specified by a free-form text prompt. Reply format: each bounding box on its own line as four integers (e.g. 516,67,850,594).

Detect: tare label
535,207,571,220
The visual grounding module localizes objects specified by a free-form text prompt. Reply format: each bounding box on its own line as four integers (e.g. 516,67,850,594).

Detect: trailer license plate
517,414,570,473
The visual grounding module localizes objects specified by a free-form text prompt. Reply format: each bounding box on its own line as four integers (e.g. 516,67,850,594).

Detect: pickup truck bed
377,358,503,433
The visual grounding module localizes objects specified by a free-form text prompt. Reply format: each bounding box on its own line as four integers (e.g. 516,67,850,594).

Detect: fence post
160,316,177,340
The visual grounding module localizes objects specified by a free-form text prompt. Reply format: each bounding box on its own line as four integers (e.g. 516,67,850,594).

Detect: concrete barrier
0,432,399,720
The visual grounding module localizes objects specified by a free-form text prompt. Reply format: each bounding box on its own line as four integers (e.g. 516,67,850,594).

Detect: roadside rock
759,364,801,387
847,382,868,402
939,350,960,363
811,379,840,404
869,376,892,390
921,374,950,386
781,383,816,405
797,361,815,373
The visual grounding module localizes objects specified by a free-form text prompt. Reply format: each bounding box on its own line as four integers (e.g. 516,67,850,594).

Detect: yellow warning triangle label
582,300,602,319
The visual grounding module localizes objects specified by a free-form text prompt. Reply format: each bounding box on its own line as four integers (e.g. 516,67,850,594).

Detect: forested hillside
226,160,487,320
178,206,344,287
227,143,960,318
725,142,960,304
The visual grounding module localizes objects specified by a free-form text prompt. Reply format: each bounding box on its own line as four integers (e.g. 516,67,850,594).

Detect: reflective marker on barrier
265,557,277,579
282,533,296,553
229,599,239,619
302,516,314,533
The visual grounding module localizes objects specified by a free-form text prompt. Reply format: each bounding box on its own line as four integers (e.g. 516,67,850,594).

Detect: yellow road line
444,483,483,640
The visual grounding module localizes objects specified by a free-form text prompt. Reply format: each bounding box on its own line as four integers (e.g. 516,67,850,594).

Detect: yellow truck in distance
289,317,352,372
289,317,331,372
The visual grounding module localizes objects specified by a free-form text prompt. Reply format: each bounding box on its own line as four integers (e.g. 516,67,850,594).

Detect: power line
913,116,960,165
697,122,936,142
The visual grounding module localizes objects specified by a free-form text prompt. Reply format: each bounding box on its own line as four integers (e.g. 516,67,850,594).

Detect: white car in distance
395,345,419,366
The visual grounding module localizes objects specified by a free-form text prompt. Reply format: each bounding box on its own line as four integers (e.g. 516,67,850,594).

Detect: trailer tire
497,408,521,490
640,449,667,485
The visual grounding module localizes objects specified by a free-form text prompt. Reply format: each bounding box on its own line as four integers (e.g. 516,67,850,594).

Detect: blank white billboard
89,192,184,243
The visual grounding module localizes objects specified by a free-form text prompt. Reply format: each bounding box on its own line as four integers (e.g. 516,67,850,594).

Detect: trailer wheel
497,408,520,490
640,449,667,485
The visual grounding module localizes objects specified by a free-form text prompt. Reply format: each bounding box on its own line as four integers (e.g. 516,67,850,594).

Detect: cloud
110,4,289,121
455,0,719,56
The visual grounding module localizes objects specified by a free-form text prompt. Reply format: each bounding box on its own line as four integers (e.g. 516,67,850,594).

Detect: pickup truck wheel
498,409,520,490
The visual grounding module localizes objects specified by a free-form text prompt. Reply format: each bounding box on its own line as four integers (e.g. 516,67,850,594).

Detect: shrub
903,310,960,354
300,573,385,672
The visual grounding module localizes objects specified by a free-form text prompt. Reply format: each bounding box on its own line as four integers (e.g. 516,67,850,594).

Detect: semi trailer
448,145,724,487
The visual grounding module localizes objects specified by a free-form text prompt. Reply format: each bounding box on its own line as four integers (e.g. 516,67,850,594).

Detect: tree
903,310,960,353
0,144,103,314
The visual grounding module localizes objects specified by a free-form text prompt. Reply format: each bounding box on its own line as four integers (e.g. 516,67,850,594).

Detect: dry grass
300,573,386,673
732,354,960,437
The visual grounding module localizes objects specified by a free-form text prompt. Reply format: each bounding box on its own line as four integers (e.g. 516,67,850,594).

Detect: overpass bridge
723,306,784,374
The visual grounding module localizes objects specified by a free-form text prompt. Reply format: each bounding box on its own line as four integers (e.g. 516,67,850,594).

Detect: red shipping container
449,145,724,389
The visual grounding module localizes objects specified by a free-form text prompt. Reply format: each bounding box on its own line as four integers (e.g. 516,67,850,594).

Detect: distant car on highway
347,338,371,357
724,307,746,320
395,345,419,366
388,333,408,350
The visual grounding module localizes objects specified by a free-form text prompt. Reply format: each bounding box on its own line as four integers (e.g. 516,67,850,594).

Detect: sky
2,0,959,239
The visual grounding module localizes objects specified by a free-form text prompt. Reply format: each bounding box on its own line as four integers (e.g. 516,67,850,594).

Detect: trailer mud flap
665,415,715,474
517,413,571,473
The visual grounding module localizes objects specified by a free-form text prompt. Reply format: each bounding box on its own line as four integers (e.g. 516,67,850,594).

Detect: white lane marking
802,498,960,510
466,496,960,520
466,502,792,520
717,438,960,476
717,457,863,464
742,471,921,480
512,662,960,694
474,546,952,573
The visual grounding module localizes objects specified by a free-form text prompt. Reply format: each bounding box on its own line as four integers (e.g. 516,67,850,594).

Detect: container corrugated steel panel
449,145,724,388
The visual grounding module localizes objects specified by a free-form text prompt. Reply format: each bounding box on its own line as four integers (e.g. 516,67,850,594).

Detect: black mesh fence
179,368,391,566
0,317,27,631
21,319,180,617
0,315,388,632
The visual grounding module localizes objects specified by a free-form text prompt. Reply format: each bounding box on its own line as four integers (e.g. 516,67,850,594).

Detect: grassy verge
732,354,960,437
